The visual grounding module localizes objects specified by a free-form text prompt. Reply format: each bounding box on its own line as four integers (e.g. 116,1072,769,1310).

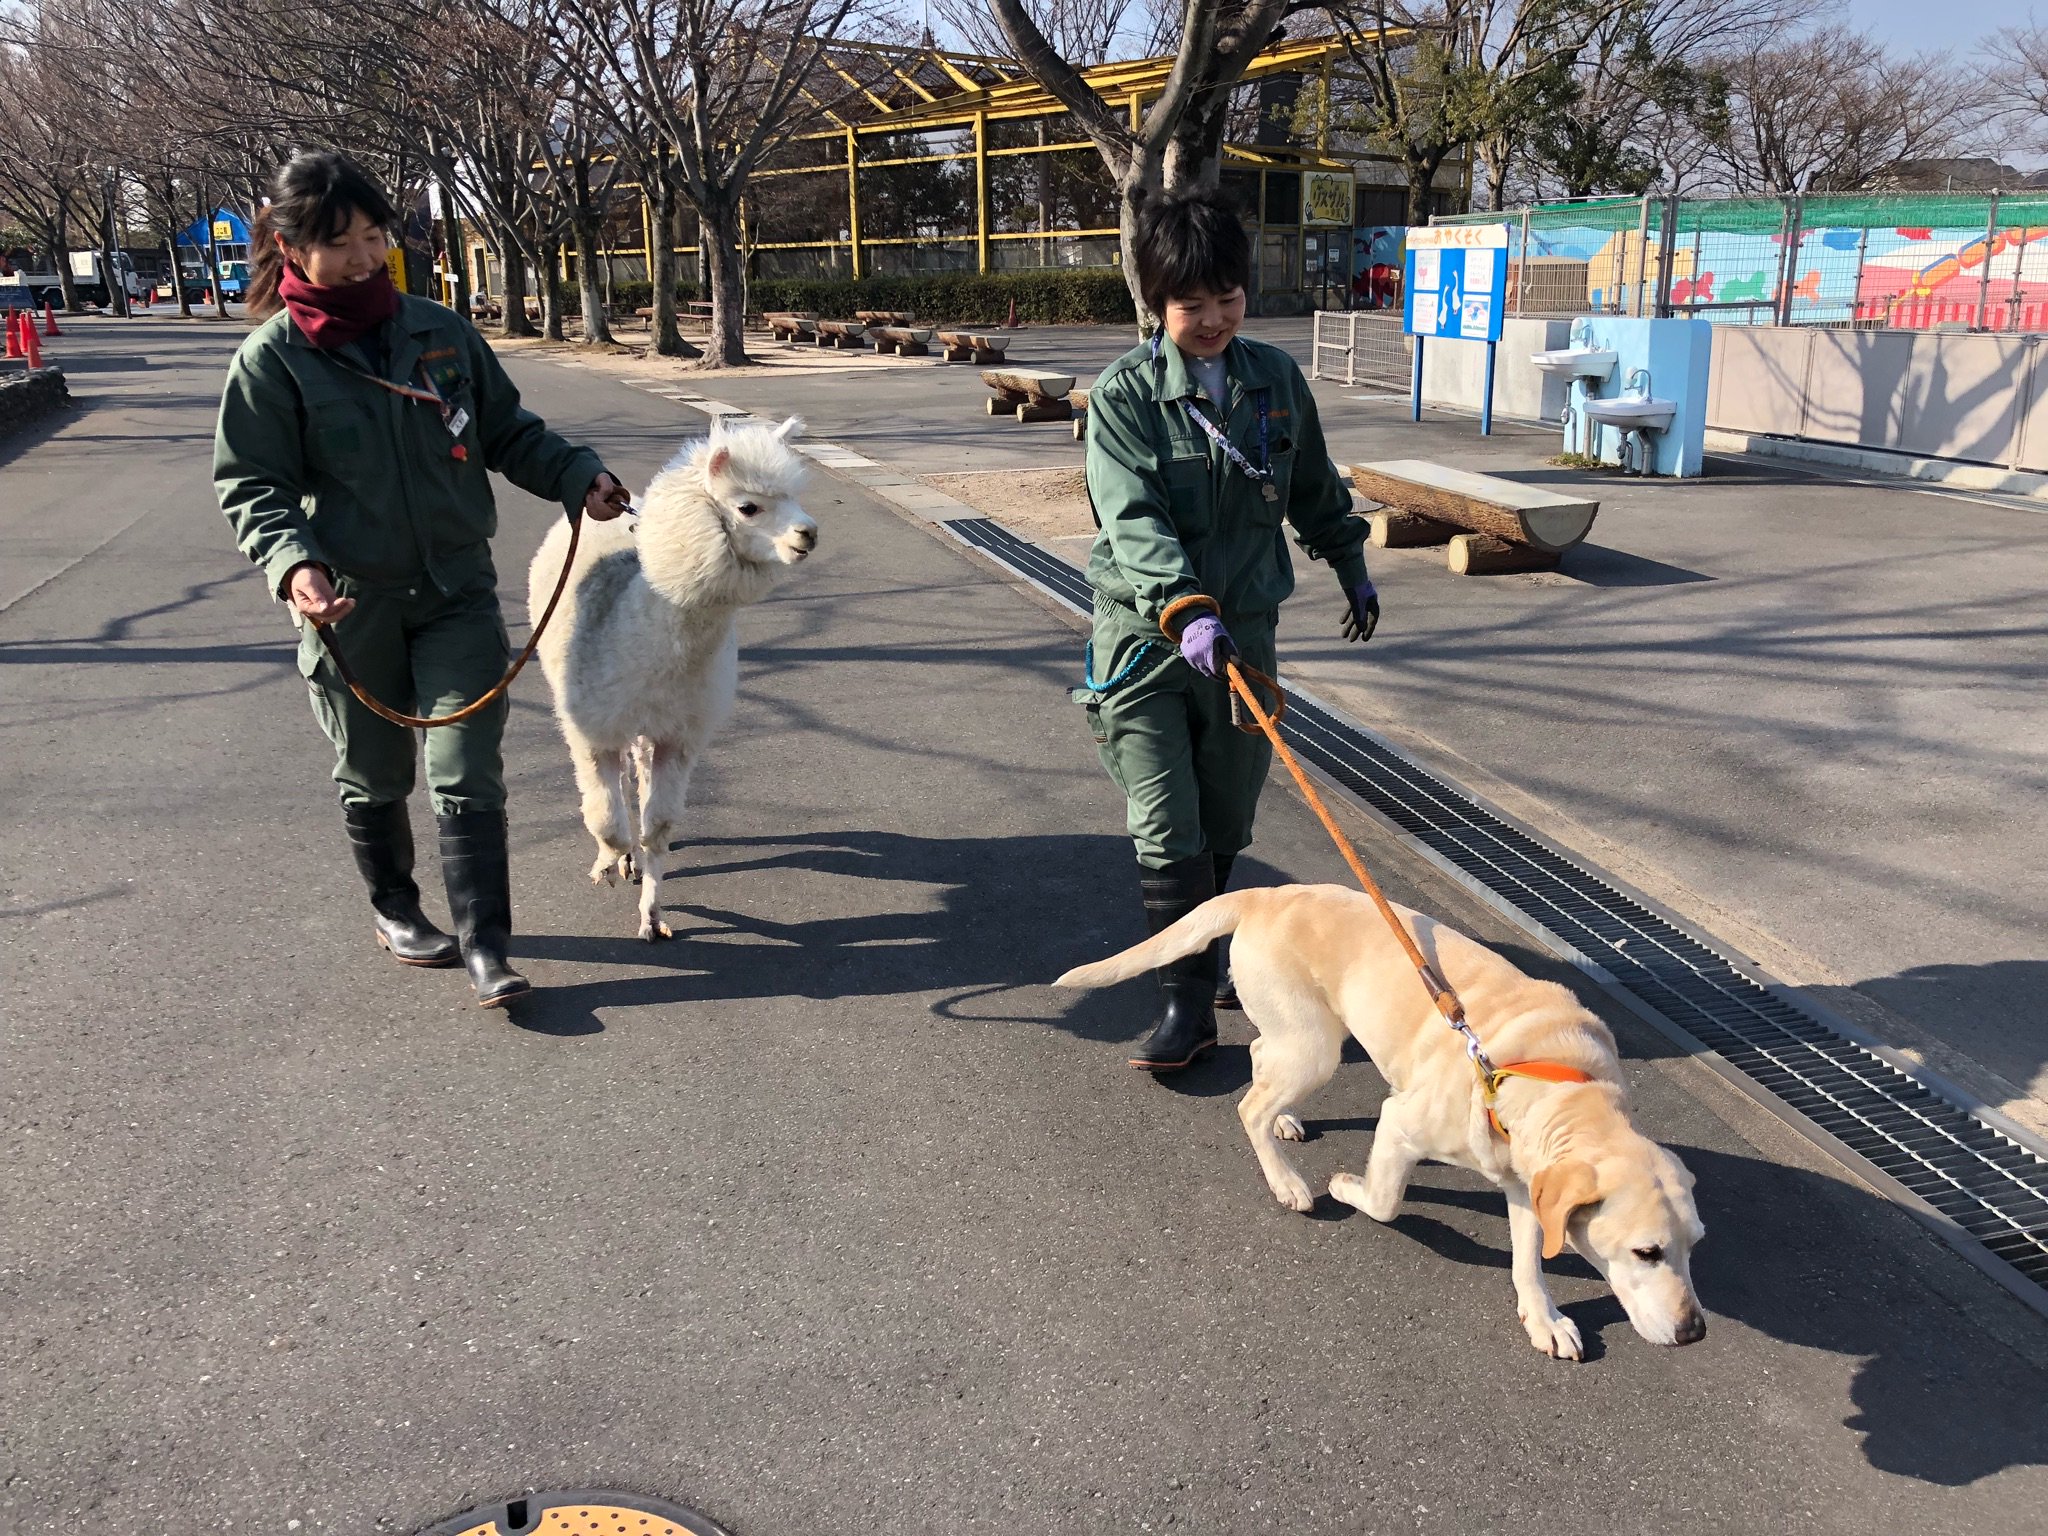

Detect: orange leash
1219,651,1594,1137
309,510,584,730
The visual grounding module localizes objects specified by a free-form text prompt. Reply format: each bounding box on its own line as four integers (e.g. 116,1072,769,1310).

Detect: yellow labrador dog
1057,884,1707,1360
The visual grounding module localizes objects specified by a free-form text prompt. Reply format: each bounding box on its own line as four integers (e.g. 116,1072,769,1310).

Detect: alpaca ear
705,445,730,480
774,415,807,442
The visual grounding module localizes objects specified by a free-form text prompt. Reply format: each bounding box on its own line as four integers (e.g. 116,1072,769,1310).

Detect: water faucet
1570,317,1589,347
1627,367,1651,396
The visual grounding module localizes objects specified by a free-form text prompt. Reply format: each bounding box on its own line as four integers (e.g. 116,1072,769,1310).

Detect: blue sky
1848,0,2034,52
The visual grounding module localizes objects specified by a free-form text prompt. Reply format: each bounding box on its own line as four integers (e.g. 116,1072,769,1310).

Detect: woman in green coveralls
1079,191,1381,1072
214,152,630,1006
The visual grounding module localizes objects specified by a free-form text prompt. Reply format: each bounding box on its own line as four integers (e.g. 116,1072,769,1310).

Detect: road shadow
1562,544,1715,587
1810,959,2048,1118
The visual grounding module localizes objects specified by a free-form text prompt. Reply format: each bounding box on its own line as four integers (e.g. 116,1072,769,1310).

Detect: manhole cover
420,1490,730,1536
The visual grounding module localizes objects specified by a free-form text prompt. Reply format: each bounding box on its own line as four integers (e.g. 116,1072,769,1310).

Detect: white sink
1584,394,1677,431
1530,347,1618,379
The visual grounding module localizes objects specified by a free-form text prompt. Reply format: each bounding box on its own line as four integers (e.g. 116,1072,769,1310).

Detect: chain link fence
1436,193,2048,334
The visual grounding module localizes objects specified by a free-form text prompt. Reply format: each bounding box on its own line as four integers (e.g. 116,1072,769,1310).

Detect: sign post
1402,223,1511,436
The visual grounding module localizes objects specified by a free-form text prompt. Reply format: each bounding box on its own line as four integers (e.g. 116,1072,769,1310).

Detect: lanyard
1151,333,1273,494
329,353,472,457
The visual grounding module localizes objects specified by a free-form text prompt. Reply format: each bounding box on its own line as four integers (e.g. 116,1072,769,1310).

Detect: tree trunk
1404,154,1444,227
540,236,565,341
647,171,698,359
51,203,80,314
697,194,749,369
166,235,191,318
572,212,612,346
1115,153,1165,336
501,246,536,338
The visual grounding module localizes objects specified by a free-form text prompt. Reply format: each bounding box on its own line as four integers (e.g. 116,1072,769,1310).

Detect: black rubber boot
345,801,458,968
1212,851,1240,1010
437,808,531,1007
1128,854,1219,1072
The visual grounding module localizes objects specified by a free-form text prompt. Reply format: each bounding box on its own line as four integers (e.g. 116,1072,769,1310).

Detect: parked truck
0,250,150,309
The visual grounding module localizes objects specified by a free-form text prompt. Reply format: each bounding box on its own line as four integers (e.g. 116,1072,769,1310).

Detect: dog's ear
1530,1160,1601,1259
774,415,806,442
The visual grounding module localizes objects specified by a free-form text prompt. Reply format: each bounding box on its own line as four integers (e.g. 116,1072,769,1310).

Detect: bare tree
1987,22,2048,160
1700,25,1990,194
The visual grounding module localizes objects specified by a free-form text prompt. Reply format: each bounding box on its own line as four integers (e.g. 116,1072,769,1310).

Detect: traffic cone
42,299,60,336
1004,295,1019,329
5,311,22,359
21,313,41,368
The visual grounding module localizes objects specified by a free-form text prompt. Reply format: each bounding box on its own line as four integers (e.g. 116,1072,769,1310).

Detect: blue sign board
1400,224,1512,433
1402,229,1509,343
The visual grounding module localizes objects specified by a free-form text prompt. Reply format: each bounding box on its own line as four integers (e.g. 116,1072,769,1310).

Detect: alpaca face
703,417,818,568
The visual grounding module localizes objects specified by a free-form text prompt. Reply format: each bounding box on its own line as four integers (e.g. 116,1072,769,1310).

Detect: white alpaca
529,415,817,940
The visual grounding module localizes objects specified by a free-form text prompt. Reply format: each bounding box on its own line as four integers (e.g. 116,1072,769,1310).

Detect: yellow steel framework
555,29,1445,296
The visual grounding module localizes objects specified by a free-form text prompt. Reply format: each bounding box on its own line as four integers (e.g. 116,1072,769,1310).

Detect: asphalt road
3,317,2046,1535
646,322,2048,1135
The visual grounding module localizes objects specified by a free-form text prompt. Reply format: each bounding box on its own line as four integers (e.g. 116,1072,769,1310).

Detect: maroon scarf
279,265,400,350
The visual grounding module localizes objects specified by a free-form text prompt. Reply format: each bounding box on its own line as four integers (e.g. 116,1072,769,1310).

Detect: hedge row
603,269,1135,325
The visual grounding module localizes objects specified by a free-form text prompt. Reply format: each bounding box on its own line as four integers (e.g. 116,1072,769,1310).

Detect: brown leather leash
1162,593,1590,1136
309,509,585,730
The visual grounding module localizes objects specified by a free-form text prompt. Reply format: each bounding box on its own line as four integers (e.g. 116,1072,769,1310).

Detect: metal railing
1310,310,1414,385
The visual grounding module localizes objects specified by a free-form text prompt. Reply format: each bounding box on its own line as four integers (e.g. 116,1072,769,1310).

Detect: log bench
814,318,869,350
872,325,934,357
983,367,1077,423
855,309,914,326
1070,387,1090,441
1348,459,1599,575
939,328,1011,364
767,313,817,344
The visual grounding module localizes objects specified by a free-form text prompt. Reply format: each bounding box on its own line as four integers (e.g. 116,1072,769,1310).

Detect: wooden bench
814,318,869,350
983,367,1077,423
1348,459,1599,575
855,309,914,326
938,328,1011,364
767,313,817,345
872,324,934,357
1070,387,1090,441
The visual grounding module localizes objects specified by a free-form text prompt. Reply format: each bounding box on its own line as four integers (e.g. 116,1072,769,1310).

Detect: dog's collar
1484,1060,1595,1140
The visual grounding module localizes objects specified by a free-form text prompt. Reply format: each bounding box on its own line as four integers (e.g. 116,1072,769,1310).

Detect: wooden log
982,366,1076,400
1350,459,1598,553
1014,399,1072,423
1447,533,1562,575
1369,508,1459,548
855,309,914,325
986,396,1021,415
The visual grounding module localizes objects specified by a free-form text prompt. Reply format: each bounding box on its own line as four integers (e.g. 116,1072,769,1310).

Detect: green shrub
747,269,1134,325
608,280,704,313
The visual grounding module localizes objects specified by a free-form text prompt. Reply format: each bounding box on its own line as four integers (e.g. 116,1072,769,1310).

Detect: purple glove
1179,613,1236,679
1342,580,1381,644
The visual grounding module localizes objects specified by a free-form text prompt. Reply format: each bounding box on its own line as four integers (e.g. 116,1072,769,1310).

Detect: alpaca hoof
638,917,674,941
620,851,640,881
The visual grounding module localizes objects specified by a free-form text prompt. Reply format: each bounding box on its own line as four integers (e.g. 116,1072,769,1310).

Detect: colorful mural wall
1515,218,2048,330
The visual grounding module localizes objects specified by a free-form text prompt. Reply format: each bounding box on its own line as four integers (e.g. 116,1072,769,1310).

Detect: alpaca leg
633,738,697,941
571,741,633,885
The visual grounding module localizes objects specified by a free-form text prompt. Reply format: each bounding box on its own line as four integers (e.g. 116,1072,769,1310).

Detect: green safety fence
1442,192,2048,235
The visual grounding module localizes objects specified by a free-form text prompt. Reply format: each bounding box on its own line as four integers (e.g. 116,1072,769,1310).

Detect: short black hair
247,151,398,319
1131,190,1252,318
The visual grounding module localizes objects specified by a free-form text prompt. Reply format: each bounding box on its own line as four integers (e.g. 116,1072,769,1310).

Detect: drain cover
420,1491,730,1536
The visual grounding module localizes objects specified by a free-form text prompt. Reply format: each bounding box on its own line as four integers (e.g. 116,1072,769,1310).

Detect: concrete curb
1704,428,2048,502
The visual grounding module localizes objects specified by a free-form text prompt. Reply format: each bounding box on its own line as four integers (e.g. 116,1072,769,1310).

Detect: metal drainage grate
944,515,2048,1310
420,1491,730,1536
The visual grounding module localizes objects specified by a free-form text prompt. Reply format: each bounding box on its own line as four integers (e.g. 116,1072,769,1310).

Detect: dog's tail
1054,889,1258,989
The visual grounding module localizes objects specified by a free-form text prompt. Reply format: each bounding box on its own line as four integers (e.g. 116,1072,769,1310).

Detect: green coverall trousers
295,572,511,813
1082,623,1277,870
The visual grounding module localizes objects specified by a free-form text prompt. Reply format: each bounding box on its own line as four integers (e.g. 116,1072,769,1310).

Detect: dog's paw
1521,1307,1584,1362
1273,1113,1306,1142
1265,1166,1316,1214
1328,1171,1398,1222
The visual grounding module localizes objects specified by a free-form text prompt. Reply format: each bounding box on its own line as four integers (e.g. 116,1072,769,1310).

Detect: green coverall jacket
213,295,604,812
1077,330,1371,866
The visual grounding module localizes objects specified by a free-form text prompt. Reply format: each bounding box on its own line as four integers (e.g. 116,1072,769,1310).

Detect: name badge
446,407,470,438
